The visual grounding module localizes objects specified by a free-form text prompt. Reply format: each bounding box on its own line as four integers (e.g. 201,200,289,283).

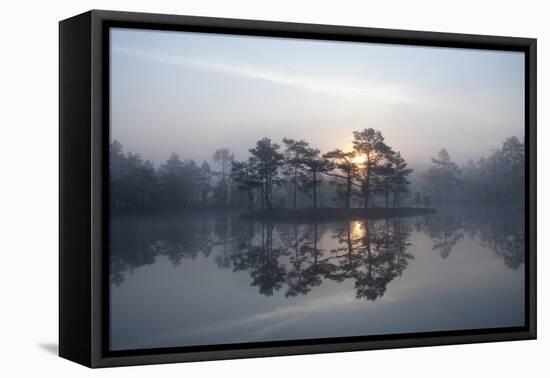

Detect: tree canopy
110,130,523,213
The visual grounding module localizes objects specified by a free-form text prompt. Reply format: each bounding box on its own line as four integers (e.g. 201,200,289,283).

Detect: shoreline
240,207,436,223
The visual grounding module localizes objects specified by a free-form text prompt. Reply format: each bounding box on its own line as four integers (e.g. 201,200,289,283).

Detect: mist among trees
419,136,524,207
110,128,524,215
110,128,421,214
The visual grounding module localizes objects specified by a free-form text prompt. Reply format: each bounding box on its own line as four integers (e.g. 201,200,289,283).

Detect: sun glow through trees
351,154,367,165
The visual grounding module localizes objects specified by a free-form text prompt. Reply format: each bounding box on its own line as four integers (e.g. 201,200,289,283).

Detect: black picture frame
59,9,537,368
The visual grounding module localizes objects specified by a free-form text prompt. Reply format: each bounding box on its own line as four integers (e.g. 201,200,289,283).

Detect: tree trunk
141,188,145,209
221,164,226,207
265,173,273,211
384,181,389,208
312,171,318,210
293,168,297,211
363,171,370,209
260,185,264,210
346,175,351,209
247,188,253,211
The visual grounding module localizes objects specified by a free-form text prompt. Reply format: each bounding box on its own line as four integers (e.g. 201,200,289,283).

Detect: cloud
139,291,357,347
112,46,416,104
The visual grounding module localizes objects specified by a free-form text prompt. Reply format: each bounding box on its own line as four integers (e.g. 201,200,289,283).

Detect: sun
351,220,365,238
352,154,367,165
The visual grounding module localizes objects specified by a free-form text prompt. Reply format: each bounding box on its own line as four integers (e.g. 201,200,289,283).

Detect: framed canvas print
59,10,537,368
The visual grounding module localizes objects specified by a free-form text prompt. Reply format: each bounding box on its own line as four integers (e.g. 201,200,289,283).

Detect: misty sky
110,27,525,168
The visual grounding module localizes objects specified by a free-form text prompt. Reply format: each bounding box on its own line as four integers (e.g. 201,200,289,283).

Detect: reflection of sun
352,154,367,165
352,220,365,238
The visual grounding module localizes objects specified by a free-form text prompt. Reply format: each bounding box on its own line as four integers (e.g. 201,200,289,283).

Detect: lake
109,206,525,351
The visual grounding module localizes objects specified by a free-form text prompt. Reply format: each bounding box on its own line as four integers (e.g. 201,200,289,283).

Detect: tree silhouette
324,149,361,209
471,137,524,205
230,159,261,211
498,136,524,204
109,140,160,210
352,128,391,208
373,153,395,208
109,140,125,209
158,153,186,209
197,161,212,207
282,138,309,210
299,144,332,210
249,138,284,211
391,152,413,208
110,128,421,213
421,137,525,206
213,148,234,207
423,149,462,201
110,130,524,213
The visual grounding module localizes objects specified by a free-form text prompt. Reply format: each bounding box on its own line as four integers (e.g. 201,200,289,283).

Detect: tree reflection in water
415,207,524,270
415,214,464,259
110,208,524,299
477,216,524,270
232,223,289,296
329,220,412,300
282,223,336,298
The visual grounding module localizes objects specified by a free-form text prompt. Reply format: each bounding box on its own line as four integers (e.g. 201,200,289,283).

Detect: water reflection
328,220,412,300
415,214,464,259
110,207,525,300
414,208,524,269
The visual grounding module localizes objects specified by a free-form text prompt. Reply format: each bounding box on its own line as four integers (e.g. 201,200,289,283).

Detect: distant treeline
110,128,414,212
110,130,524,212
418,136,524,206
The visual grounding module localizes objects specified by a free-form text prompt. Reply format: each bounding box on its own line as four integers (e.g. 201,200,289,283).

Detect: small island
241,207,436,223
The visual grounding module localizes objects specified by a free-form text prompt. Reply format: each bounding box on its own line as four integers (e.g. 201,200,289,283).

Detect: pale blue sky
110,27,524,167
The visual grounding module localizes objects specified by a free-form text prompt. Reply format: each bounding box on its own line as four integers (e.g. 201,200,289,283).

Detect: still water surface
109,206,524,351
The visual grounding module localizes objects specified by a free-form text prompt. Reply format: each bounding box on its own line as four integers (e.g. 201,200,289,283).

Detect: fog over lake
110,207,524,350
108,27,526,351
